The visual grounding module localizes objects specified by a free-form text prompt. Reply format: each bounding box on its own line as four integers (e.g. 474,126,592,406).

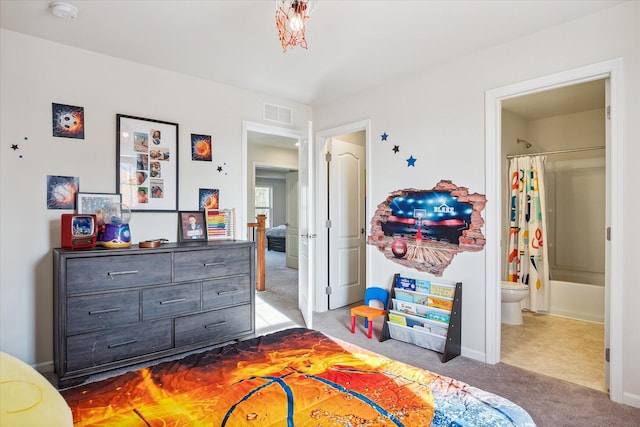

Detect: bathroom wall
529,109,606,286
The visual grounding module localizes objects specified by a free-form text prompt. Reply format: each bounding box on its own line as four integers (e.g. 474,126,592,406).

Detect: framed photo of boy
178,211,207,242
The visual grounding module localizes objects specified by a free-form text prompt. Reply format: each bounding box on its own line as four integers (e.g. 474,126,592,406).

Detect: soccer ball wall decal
59,113,78,130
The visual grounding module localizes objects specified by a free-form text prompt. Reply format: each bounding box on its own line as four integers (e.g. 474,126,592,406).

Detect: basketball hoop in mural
275,0,316,52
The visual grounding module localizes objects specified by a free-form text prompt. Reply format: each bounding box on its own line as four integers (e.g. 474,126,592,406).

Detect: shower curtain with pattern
507,156,550,312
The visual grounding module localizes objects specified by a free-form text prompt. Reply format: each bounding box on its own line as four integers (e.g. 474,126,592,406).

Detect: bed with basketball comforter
61,328,535,426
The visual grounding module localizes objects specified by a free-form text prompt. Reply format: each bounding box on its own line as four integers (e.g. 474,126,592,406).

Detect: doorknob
361,228,365,234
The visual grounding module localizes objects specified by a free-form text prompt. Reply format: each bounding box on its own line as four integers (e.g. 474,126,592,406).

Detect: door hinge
325,286,332,295
325,152,332,162
605,347,610,362
607,106,611,119
326,220,332,228
606,227,611,241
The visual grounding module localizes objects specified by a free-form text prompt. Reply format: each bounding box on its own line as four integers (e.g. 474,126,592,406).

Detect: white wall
0,30,311,368
247,144,298,225
313,1,639,404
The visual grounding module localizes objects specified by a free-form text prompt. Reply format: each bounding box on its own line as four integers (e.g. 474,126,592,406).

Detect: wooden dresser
53,241,255,388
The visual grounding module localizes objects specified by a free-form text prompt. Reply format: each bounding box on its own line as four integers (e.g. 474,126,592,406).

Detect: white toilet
500,281,529,325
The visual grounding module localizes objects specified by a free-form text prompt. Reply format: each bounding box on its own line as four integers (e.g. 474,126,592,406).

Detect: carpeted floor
259,250,640,427
52,250,640,426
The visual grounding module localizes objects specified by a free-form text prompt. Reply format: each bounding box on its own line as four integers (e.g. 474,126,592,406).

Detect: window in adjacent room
255,185,272,228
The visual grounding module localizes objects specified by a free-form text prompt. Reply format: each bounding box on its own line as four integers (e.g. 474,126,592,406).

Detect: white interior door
328,138,366,309
298,122,315,328
285,171,299,269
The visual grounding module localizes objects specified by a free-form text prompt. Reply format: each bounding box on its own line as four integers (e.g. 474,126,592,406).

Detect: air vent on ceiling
263,103,293,125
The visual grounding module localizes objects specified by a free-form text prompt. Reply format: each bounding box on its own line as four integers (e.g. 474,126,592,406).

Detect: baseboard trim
461,346,485,363
623,391,640,409
35,360,54,373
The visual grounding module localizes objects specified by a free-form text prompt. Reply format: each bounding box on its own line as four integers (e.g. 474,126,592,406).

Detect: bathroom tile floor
501,311,605,392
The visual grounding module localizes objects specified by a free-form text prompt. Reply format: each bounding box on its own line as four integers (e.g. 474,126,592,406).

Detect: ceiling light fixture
275,0,316,53
50,1,79,19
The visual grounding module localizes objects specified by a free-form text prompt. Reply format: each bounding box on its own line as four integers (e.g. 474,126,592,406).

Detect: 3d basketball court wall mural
368,180,486,276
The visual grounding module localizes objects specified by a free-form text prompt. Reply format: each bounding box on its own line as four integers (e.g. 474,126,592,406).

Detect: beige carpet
501,311,605,391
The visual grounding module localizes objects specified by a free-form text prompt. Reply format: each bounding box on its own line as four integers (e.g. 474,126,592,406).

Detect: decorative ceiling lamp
275,0,316,53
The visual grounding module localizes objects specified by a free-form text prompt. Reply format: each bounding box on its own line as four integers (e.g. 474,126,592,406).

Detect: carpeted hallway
255,249,305,335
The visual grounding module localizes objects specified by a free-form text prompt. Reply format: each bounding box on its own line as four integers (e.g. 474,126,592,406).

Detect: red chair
350,287,390,339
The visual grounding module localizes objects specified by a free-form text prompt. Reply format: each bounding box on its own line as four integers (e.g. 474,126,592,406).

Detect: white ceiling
0,0,624,106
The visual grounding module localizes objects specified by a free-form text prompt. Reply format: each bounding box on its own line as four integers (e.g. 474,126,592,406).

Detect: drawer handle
88,308,121,315
107,270,138,278
107,339,138,348
203,262,225,268
217,289,239,296
204,321,227,329
160,298,186,305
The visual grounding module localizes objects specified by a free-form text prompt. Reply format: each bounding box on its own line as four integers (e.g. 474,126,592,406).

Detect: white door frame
484,58,624,402
315,119,371,312
241,121,303,239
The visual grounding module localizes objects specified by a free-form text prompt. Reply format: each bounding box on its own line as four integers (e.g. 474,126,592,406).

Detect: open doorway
246,127,304,334
500,80,606,391
485,59,624,403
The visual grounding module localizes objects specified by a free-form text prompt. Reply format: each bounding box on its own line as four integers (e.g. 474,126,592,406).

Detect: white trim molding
484,58,624,403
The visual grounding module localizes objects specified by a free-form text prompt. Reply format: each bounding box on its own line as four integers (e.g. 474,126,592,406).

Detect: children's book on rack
205,208,236,240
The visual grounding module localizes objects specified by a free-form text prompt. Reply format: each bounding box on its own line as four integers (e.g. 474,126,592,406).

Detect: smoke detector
50,2,79,19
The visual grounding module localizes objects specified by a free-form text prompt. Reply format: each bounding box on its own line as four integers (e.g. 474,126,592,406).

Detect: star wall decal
406,155,417,167
392,145,399,153
217,165,223,172
381,132,388,141
10,144,19,150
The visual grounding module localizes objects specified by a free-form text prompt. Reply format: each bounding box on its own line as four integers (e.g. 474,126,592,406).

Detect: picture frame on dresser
116,114,179,212
76,192,121,216
178,211,207,242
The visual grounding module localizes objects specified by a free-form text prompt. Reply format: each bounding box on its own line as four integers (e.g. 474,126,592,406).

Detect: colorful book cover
396,301,417,316
426,311,450,324
388,313,407,326
427,297,453,311
395,276,416,291
415,280,430,294
430,283,456,298
395,289,414,302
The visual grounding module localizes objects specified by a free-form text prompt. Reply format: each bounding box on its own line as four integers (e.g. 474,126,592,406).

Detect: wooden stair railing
247,214,266,291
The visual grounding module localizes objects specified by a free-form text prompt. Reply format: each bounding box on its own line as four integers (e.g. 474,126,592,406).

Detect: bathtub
547,280,605,324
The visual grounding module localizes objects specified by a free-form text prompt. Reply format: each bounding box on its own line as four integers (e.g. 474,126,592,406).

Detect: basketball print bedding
61,328,535,426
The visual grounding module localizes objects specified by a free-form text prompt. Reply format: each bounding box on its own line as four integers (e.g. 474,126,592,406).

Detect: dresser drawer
67,291,140,334
143,283,201,320
175,304,252,347
66,253,172,294
66,320,172,371
174,247,250,282
203,275,251,310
